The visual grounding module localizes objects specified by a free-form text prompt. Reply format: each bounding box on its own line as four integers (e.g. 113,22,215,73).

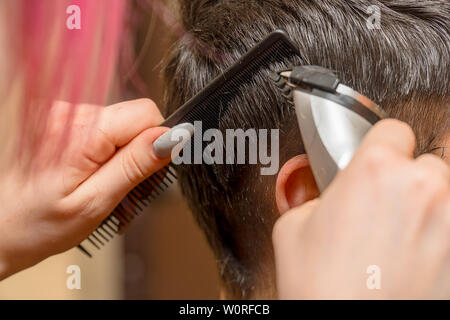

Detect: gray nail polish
153,123,194,158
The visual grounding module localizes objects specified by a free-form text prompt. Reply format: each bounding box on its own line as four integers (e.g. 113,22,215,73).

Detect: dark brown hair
163,0,449,298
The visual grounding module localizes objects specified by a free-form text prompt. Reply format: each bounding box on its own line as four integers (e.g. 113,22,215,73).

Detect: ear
275,155,319,214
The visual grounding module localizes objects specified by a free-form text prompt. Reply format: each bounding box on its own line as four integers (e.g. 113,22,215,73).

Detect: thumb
68,124,194,221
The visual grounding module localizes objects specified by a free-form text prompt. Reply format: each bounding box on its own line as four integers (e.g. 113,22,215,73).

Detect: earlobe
275,155,319,214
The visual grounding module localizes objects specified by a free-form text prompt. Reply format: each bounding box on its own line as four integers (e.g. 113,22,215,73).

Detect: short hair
163,0,449,298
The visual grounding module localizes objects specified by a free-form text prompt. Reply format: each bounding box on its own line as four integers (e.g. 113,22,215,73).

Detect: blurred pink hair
13,0,128,166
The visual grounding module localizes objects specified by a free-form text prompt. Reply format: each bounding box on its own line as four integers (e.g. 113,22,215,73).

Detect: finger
432,196,450,222
67,124,194,221
415,153,450,181
272,199,319,250
53,99,163,143
423,194,450,251
359,119,416,157
97,98,164,147
272,199,320,299
58,99,165,190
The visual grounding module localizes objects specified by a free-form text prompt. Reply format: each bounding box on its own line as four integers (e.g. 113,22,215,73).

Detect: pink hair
14,0,128,166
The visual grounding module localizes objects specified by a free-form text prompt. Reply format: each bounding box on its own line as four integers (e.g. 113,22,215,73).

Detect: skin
0,99,171,280
273,119,450,299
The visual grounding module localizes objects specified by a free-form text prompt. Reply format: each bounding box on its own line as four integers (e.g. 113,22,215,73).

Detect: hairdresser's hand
0,99,187,280
273,119,450,299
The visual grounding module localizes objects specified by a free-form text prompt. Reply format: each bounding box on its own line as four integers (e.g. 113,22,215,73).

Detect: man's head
163,0,449,298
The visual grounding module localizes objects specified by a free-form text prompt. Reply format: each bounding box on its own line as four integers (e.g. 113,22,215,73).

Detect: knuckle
56,189,100,221
77,190,102,220
416,153,442,168
121,149,147,185
83,126,115,164
410,166,447,194
139,98,159,114
392,119,415,137
135,98,163,124
416,153,435,162
410,168,430,188
418,153,449,176
378,119,415,138
433,176,450,194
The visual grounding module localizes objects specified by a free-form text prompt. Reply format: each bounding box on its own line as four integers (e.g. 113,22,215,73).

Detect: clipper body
278,66,387,192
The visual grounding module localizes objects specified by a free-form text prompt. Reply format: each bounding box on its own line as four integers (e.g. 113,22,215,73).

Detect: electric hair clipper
274,66,387,192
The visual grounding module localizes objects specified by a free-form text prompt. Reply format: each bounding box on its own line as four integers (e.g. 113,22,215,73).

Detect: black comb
77,29,301,256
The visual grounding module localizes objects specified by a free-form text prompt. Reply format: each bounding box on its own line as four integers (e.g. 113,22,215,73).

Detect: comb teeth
77,165,177,257
270,70,295,104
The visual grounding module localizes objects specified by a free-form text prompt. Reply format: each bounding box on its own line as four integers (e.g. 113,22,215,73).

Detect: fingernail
153,123,194,159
